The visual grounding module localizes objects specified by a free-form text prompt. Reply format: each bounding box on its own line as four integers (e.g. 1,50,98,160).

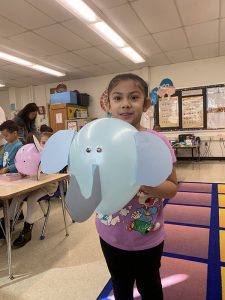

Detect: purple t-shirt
96,130,176,251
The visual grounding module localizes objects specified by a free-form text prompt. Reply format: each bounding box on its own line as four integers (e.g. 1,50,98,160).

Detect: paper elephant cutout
41,118,173,222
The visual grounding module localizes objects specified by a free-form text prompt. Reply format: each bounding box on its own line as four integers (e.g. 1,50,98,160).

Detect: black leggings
100,238,164,300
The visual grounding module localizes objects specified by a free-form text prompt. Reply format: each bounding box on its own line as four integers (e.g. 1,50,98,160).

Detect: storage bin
50,91,77,104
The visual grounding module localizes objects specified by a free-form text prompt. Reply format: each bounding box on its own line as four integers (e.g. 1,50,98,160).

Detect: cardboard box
50,91,77,104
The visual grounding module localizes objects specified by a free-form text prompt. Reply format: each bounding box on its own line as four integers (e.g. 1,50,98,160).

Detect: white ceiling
0,0,224,88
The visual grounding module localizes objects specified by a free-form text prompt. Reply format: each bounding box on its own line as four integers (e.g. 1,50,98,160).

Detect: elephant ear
41,130,75,174
65,165,102,223
134,132,173,187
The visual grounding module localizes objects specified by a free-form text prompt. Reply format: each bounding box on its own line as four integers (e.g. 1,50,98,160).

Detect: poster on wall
207,87,225,129
66,120,78,131
182,96,204,128
159,96,179,128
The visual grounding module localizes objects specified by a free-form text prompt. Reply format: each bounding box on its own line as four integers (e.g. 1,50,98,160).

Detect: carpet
97,182,224,300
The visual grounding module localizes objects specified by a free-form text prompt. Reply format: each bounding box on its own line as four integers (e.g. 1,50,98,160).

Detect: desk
173,144,200,160
0,173,69,279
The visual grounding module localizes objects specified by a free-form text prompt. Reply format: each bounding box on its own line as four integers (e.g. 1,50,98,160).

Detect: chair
38,181,75,240
13,179,74,240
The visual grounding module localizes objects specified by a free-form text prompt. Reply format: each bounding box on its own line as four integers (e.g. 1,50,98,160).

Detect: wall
6,67,150,129
150,56,225,89
2,55,225,157
150,56,225,158
0,90,10,119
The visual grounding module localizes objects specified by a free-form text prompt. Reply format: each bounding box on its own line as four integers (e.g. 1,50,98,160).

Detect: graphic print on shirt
127,193,161,235
3,152,9,167
97,206,130,225
97,192,161,236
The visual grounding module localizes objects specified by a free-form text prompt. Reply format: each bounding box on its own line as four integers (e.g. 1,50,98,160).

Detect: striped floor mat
97,182,224,300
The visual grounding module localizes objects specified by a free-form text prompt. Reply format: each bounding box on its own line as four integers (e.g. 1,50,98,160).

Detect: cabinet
48,103,89,132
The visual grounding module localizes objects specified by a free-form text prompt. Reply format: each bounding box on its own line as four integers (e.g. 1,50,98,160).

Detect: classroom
0,1,224,300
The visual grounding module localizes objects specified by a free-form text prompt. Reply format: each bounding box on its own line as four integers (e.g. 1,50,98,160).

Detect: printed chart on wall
159,96,179,128
182,96,204,128
207,87,225,129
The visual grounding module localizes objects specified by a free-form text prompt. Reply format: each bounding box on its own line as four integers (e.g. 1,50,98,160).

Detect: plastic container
50,91,78,104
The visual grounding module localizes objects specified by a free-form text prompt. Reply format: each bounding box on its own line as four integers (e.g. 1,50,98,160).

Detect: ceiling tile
0,68,22,79
39,57,77,72
99,61,127,73
50,52,91,68
220,18,225,41
192,43,219,59
135,34,162,56
147,52,171,66
35,24,90,51
0,0,54,29
75,48,114,64
62,19,104,46
102,4,148,39
219,42,225,55
153,28,188,51
26,0,74,22
0,61,9,67
9,32,65,57
185,20,219,46
165,48,193,63
0,16,26,37
90,0,127,9
0,64,44,76
176,0,219,26
221,0,225,18
96,44,128,60
79,65,109,76
131,0,181,33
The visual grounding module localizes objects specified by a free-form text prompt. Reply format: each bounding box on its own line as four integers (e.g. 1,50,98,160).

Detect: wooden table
173,144,200,160
0,173,69,279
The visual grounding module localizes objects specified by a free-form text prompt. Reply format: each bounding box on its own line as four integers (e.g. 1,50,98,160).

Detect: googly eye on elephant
41,118,173,223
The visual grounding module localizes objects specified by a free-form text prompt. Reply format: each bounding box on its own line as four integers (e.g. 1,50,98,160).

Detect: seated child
0,120,23,174
0,131,58,247
39,124,53,133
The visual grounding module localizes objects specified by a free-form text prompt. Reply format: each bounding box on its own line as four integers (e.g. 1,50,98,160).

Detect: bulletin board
155,86,208,131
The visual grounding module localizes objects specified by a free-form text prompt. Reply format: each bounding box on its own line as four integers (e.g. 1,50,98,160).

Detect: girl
96,73,178,300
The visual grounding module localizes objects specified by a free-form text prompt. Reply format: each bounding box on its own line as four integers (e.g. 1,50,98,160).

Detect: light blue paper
41,130,75,174
134,131,173,187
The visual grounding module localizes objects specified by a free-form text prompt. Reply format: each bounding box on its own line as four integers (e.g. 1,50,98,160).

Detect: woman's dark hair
17,102,38,122
0,120,19,133
39,124,53,133
107,73,148,100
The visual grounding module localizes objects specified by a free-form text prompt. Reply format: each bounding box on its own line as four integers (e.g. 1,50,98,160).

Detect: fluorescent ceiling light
31,65,65,77
0,51,65,77
0,83,5,87
92,22,125,47
0,51,32,67
56,0,97,22
120,47,145,63
55,0,145,64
